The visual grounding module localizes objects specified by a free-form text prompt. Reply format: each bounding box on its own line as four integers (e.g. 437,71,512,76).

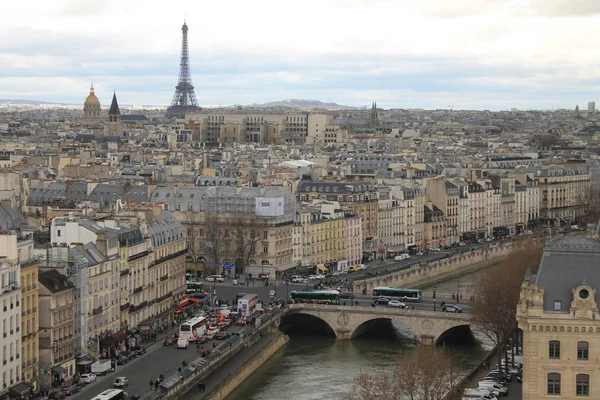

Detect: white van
478,381,507,396
206,275,225,282
394,254,410,261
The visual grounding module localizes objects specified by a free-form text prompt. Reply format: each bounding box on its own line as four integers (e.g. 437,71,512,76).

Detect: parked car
290,276,304,283
131,345,146,355
116,355,129,365
388,300,407,309
206,275,225,282
375,297,391,305
441,304,463,313
80,373,97,384
215,331,230,340
339,292,355,299
114,377,129,388
163,337,176,346
394,253,410,261
62,385,82,396
429,247,441,252
258,273,269,280
48,391,67,400
485,237,493,242
357,264,367,270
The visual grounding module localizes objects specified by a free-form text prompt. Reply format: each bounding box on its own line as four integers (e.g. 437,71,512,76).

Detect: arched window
576,374,589,396
547,373,561,395
549,340,560,359
577,341,589,360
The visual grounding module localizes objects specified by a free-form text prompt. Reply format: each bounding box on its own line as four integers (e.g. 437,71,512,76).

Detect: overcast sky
2,0,600,110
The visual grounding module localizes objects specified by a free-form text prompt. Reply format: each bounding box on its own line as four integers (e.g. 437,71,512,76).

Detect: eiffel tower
166,20,201,117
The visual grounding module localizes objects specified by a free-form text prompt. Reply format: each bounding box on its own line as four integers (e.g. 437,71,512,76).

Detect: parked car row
463,349,522,399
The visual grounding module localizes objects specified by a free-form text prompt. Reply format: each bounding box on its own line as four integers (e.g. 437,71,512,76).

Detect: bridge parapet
283,304,470,344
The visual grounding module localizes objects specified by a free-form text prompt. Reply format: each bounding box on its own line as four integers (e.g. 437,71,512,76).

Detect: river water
227,265,498,400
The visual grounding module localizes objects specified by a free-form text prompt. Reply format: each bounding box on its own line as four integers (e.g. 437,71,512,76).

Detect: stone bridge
282,304,471,345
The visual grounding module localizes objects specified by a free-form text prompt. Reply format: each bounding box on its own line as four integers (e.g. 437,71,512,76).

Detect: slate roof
108,93,121,115
0,202,24,231
148,210,183,248
535,236,600,312
39,269,74,294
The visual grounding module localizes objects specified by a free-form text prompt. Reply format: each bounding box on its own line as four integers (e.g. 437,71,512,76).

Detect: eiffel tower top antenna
166,20,201,117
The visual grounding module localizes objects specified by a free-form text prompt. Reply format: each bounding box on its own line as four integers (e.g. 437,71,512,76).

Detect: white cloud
1,0,600,109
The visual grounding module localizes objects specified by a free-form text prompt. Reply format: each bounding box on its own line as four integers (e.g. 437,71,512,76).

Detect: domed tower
83,85,101,123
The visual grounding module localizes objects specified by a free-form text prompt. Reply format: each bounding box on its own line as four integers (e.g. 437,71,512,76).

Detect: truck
91,359,112,375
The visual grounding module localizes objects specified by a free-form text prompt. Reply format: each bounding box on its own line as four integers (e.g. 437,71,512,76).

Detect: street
70,323,245,399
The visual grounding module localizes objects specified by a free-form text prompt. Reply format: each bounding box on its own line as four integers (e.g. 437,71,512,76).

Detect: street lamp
433,299,437,311
456,278,460,303
433,286,437,300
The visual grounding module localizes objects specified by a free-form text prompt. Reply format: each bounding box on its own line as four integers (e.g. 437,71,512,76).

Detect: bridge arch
283,304,471,344
435,324,474,346
279,311,338,338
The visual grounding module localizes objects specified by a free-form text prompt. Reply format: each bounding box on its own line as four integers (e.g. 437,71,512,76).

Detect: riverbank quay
197,332,289,400
131,307,285,400
355,242,515,293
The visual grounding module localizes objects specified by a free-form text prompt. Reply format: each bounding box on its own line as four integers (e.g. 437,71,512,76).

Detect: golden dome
84,86,100,106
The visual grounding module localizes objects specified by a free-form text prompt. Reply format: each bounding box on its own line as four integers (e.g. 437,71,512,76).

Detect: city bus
179,316,208,341
90,389,128,400
186,281,204,294
290,290,340,304
237,294,260,317
372,287,422,302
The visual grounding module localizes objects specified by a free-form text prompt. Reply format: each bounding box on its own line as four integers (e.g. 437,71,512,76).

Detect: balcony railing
129,301,148,313
120,303,130,312
159,274,169,281
150,248,188,268
120,269,130,277
133,286,144,294
92,306,103,315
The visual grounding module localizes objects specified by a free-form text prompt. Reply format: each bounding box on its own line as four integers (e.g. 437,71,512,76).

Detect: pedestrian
150,380,154,390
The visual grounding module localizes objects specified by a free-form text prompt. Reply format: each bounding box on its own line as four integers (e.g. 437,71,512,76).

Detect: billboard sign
255,197,285,217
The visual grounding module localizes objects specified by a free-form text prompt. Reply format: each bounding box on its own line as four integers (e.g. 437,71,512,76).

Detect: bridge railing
286,303,470,320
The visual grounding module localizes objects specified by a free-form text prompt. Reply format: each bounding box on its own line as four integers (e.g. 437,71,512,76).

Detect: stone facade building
517,236,600,399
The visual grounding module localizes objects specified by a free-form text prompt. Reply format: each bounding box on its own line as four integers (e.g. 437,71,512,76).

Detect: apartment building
424,202,448,248
517,236,600,399
467,181,488,239
297,181,379,254
426,178,460,244
38,269,76,390
20,257,39,392
0,234,25,397
377,194,404,255
391,187,424,252
535,164,590,226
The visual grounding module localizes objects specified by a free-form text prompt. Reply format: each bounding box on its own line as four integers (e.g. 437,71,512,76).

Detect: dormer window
553,301,562,311
579,289,590,300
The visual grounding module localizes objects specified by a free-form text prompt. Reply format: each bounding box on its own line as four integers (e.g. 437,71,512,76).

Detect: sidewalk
180,332,280,400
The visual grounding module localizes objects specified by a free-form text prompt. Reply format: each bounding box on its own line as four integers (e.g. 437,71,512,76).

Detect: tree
204,214,227,276
576,186,600,225
470,242,543,379
347,346,455,400
185,214,204,279
231,214,263,279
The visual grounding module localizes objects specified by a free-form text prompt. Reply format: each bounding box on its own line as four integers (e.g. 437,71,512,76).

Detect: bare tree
576,186,600,225
348,346,455,400
185,214,204,279
470,243,543,378
204,214,227,276
231,214,262,279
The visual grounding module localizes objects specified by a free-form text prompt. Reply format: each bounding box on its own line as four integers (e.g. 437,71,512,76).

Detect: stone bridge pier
283,304,471,345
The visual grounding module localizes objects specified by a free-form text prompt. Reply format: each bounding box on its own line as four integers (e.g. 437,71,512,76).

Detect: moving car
357,264,367,270
63,384,82,396
388,300,407,309
442,304,463,313
206,275,225,282
339,292,355,299
394,253,410,261
206,326,220,339
215,331,230,340
429,247,441,252
48,391,67,400
177,337,189,349
80,373,97,383
375,297,391,305
114,377,129,388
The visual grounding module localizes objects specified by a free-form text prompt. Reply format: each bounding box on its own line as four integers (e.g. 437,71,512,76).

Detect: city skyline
2,0,600,110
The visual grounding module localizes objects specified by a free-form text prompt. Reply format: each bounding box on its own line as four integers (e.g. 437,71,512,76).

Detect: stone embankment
355,243,515,293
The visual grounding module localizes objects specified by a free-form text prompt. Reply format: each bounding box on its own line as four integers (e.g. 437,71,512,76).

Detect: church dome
84,86,100,106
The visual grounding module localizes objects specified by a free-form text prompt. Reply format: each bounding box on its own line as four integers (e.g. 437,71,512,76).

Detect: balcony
120,303,130,312
159,274,169,282
133,286,144,294
92,306,103,315
128,250,150,262
120,269,130,277
129,301,148,313
150,249,188,268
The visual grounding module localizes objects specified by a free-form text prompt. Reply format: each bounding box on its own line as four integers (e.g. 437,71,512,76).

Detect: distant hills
0,98,353,111
252,99,351,110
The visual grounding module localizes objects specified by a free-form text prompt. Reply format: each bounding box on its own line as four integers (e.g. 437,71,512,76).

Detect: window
549,340,560,359
57,230,61,237
547,373,561,395
263,245,268,255
577,342,589,360
553,301,562,311
576,374,589,396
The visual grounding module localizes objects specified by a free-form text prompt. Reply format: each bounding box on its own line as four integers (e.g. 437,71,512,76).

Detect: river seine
227,266,496,400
